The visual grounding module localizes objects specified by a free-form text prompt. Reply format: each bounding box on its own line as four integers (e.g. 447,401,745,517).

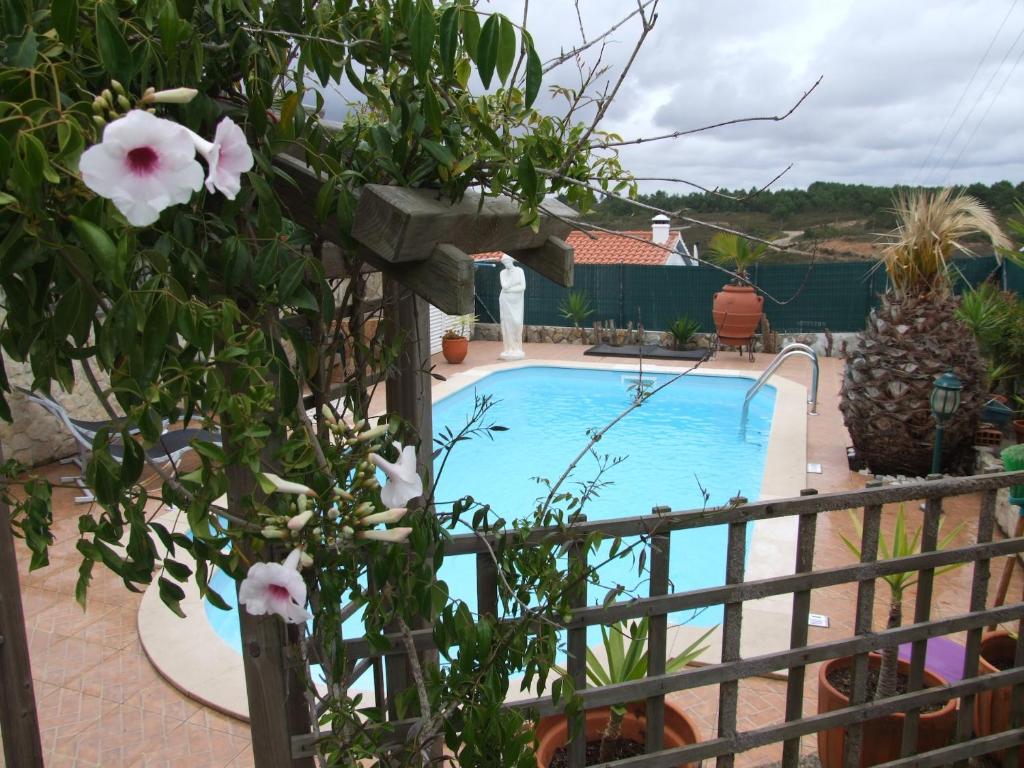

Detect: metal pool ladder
742,342,819,417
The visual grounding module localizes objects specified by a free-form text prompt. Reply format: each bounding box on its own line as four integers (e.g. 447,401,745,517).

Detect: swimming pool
203,365,775,679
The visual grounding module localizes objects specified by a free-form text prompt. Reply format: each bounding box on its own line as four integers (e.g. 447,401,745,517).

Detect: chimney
651,213,671,245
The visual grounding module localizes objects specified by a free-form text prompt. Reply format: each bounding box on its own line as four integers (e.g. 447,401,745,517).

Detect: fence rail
298,470,1024,767
475,256,1013,333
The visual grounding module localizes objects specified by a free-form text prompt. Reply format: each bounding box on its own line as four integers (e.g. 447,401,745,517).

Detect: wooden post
382,276,436,719
0,442,45,768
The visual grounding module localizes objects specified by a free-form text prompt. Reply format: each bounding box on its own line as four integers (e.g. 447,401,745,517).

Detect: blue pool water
205,366,775,679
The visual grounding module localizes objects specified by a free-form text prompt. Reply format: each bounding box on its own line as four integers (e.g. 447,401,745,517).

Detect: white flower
188,117,254,200
237,548,311,624
79,110,204,226
369,444,424,507
287,510,314,531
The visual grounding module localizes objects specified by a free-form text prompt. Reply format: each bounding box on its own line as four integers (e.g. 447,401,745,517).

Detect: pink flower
237,549,311,624
79,110,204,226
188,117,254,200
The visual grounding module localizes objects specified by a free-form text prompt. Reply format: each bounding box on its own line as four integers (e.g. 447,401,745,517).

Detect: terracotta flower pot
534,702,700,768
817,654,957,768
712,284,764,348
1014,419,1024,445
441,336,468,364
974,630,1016,759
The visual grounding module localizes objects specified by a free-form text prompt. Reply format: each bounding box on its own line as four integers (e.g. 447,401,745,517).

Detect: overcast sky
480,0,1024,193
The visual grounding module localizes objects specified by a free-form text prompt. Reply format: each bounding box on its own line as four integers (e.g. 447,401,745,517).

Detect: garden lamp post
929,371,963,475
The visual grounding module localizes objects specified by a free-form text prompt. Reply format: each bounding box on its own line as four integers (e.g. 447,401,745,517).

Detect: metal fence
475,257,1010,333
299,470,1024,768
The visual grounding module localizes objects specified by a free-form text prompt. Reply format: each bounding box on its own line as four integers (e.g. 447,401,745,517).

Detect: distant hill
581,180,1023,263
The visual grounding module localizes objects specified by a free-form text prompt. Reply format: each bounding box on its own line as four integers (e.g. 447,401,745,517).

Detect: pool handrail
742,342,819,417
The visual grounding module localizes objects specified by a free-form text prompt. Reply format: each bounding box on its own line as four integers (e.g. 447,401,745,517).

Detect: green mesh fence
1008,261,1024,295
474,256,1012,333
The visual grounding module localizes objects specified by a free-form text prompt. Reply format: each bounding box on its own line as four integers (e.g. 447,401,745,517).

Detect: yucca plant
841,506,964,699
707,232,768,282
585,617,714,762
840,189,1014,476
667,316,700,350
558,291,594,328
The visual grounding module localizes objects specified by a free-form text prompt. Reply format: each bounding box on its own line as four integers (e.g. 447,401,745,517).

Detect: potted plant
666,316,700,351
559,291,595,343
706,233,767,357
441,313,477,364
974,628,1018,760
535,617,711,767
817,506,963,767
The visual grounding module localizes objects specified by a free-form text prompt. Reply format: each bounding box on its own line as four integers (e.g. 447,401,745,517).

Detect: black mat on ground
583,344,711,360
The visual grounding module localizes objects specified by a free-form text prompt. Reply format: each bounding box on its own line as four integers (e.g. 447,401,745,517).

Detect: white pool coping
138,360,806,720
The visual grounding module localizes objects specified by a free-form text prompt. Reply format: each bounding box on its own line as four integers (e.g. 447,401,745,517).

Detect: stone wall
2,355,112,467
474,323,858,358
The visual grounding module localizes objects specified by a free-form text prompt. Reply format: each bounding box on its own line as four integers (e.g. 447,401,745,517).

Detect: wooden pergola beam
351,184,575,264
271,155,578,311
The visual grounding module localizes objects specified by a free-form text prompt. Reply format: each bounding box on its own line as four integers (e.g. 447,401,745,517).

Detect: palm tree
707,232,768,282
840,189,1011,476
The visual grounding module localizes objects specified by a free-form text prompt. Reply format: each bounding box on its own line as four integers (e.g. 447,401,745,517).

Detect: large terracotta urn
974,630,1016,760
534,702,700,768
817,654,957,768
712,284,763,348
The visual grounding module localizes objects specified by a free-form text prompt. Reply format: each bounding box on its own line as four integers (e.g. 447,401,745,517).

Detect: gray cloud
483,0,1024,191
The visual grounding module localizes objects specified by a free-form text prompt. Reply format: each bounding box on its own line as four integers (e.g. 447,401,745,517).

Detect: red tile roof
472,230,681,265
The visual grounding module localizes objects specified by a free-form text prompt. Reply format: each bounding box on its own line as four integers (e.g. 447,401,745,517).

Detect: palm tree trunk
598,708,625,763
873,598,903,700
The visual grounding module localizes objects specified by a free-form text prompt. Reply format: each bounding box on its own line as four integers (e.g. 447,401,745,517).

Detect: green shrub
668,316,700,349
558,291,594,328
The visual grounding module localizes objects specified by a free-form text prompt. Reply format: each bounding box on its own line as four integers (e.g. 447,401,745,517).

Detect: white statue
498,254,526,360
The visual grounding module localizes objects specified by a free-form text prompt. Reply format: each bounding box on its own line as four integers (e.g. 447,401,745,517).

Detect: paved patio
4,340,1021,766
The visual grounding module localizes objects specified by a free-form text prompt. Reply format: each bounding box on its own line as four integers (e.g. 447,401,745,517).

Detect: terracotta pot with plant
973,628,1018,759
817,506,963,768
535,617,710,767
441,313,477,364
707,233,766,358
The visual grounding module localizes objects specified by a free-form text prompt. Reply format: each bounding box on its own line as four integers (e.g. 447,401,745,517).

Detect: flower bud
359,508,408,526
297,494,307,513
149,87,199,104
116,95,131,111
262,473,315,497
299,551,314,569
355,424,388,442
111,80,125,95
287,510,314,531
102,89,114,104
357,527,412,544
92,115,107,129
261,526,288,539
92,97,106,115
354,502,375,517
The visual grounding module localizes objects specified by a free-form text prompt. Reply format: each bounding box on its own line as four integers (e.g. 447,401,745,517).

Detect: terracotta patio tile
186,706,252,739
122,675,205,723
122,717,250,767
27,631,116,689
36,686,109,755
73,638,165,704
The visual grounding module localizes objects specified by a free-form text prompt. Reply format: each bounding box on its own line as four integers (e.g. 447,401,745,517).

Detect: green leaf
523,32,542,108
5,27,38,67
158,576,187,617
410,0,434,81
496,15,515,84
439,5,458,78
96,2,133,80
455,56,472,89
70,215,122,288
0,192,16,206
119,434,144,484
460,8,480,60
476,13,499,88
419,138,455,167
51,0,78,44
517,153,537,200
